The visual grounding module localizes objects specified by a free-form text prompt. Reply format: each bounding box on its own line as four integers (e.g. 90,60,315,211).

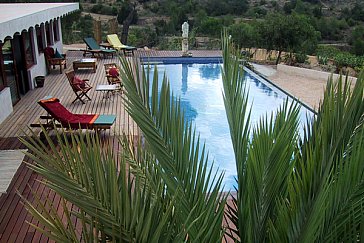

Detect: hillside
60,0,364,59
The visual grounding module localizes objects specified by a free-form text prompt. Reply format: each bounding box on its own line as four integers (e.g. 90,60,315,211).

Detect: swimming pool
143,58,314,190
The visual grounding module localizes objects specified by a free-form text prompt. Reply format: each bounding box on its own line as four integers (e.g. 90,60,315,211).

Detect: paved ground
252,63,327,110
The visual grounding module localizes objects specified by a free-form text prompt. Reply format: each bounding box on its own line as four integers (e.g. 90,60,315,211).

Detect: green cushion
123,45,137,50
93,115,116,125
54,49,63,58
84,37,116,53
84,37,100,50
103,49,116,53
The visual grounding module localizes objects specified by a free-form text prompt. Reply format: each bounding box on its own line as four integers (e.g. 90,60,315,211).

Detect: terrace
0,49,221,242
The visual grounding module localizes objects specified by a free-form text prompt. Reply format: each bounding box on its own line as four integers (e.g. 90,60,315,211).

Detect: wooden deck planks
0,50,222,242
0,51,138,138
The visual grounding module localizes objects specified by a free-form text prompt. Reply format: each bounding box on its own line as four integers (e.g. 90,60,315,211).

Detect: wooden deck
0,50,222,242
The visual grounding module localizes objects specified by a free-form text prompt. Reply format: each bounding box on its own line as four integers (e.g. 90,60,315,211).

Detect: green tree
293,0,311,15
79,14,94,40
197,17,224,37
21,36,364,242
351,2,364,21
258,13,319,64
117,1,138,25
117,1,138,44
61,10,82,44
350,25,364,56
128,26,157,47
315,17,348,41
201,0,248,16
228,22,259,48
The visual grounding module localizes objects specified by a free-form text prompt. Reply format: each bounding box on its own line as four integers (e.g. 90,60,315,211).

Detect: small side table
73,58,97,73
96,84,121,100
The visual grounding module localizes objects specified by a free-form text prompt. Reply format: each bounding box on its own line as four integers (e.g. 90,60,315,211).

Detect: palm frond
119,56,227,242
272,72,364,242
20,129,177,242
221,31,301,242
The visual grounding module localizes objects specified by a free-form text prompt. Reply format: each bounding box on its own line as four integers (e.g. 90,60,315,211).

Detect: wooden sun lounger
30,97,116,132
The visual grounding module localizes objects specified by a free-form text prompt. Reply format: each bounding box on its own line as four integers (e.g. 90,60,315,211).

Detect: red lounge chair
31,97,116,131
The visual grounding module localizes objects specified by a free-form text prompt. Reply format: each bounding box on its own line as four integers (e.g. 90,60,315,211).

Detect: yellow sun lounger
106,34,137,55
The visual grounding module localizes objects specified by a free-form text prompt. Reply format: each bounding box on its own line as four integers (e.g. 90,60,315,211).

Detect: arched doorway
0,28,35,105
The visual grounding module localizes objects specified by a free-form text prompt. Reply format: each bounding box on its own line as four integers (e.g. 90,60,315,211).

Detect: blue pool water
144,60,313,190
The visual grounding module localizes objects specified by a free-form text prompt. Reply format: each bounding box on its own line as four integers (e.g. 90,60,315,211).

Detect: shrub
246,6,267,18
333,52,364,70
316,45,341,59
317,45,364,72
128,27,157,47
295,52,309,63
90,3,117,16
353,39,364,56
350,25,364,56
157,37,181,50
317,55,328,65
197,17,223,37
228,22,259,48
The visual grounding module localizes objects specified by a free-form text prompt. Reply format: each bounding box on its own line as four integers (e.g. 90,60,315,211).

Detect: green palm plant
20,51,227,241
221,33,364,242
20,34,364,242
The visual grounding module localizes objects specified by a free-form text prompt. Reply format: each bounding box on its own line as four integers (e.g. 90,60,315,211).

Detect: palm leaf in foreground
222,32,364,242
20,53,227,241
119,57,227,242
273,74,364,242
20,129,178,242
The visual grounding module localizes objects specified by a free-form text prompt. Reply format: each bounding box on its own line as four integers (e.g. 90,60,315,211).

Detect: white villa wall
28,26,47,89
28,18,63,89
53,19,64,52
0,88,13,125
0,3,77,124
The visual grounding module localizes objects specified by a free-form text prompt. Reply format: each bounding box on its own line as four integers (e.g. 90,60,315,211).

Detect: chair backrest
65,71,75,83
104,63,118,74
65,71,78,91
107,34,124,48
44,46,55,60
84,37,100,50
38,98,75,126
104,63,121,84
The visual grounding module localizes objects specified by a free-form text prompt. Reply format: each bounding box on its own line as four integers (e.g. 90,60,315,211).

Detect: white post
182,22,189,56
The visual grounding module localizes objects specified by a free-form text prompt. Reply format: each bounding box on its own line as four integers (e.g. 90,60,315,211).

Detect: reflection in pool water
145,63,313,190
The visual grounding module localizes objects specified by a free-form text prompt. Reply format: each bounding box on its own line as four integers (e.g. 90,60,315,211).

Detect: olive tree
258,13,319,64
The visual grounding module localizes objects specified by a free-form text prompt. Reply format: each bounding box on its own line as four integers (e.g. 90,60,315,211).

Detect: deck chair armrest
84,82,92,88
48,58,66,65
80,85,92,91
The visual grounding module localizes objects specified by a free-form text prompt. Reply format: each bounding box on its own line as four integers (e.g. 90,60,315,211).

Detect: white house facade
0,2,79,124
